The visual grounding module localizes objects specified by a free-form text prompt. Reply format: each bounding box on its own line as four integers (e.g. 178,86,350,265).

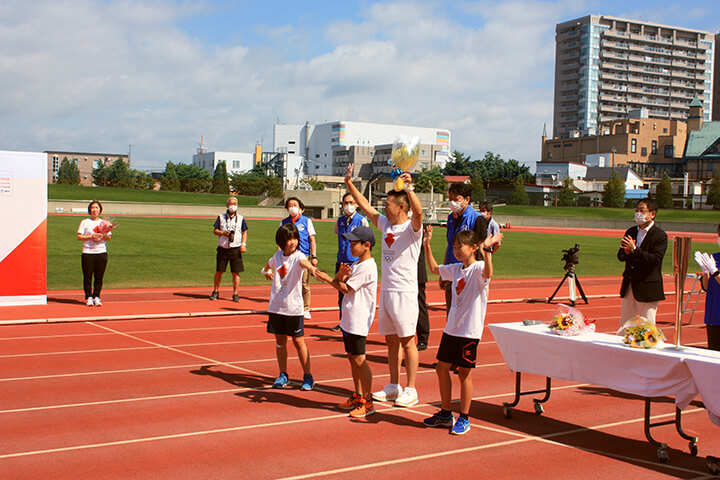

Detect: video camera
561,244,580,271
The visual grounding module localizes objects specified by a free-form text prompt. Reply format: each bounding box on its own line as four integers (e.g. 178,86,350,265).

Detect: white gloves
694,251,719,275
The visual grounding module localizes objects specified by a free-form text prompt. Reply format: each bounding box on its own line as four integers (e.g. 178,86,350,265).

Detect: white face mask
634,211,648,225
227,205,237,213
288,206,301,217
343,204,356,216
448,200,464,214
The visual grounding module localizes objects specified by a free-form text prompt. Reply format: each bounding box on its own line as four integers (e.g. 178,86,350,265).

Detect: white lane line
278,407,709,480
0,360,510,413
87,323,267,379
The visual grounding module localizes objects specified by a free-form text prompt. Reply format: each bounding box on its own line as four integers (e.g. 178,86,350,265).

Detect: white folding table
488,322,720,465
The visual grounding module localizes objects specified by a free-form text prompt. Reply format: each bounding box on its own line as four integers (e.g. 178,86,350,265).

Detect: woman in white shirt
76,201,113,306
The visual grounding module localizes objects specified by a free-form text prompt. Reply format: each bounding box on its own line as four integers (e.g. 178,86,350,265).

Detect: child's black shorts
267,313,305,337
341,329,367,356
436,332,479,369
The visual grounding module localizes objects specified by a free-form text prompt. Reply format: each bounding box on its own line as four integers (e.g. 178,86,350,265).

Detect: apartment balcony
560,61,579,71
560,72,579,81
670,100,688,108
561,104,579,112
559,83,579,92
599,93,626,102
599,103,627,114
671,70,696,80
557,29,580,41
601,61,628,72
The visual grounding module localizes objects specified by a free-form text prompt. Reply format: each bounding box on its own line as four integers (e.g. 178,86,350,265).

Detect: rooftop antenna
197,135,207,154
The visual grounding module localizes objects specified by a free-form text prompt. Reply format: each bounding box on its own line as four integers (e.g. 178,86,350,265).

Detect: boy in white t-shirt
315,225,378,418
262,223,319,391
344,163,423,408
422,226,502,435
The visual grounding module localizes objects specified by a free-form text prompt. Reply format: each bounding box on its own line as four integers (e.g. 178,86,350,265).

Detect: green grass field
48,184,258,206
48,216,716,291
492,205,719,223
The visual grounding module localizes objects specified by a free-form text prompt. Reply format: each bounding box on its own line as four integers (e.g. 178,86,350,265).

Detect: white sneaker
394,387,419,407
93,297,102,307
372,383,403,402
304,311,312,319
86,298,94,307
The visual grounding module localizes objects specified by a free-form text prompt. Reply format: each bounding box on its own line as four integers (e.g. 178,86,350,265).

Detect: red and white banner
0,151,47,306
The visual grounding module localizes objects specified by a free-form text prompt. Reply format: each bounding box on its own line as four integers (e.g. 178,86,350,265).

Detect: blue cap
342,225,375,247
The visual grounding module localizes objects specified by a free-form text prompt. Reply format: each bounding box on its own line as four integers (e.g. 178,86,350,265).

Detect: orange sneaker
349,399,375,418
338,392,361,411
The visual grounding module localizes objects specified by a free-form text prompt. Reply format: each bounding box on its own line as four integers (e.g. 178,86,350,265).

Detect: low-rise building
45,151,129,186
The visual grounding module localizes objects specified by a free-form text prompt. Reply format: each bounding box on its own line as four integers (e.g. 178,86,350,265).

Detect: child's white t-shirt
340,258,378,336
77,218,110,254
377,215,422,292
438,261,489,339
267,250,306,316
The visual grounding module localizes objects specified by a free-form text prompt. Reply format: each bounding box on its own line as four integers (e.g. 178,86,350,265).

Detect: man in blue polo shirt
280,197,318,319
443,182,487,311
330,192,370,332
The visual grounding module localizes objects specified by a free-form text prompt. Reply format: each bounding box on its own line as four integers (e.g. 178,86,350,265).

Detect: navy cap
342,225,375,247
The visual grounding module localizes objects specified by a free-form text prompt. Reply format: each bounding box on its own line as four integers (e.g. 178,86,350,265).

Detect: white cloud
0,0,716,172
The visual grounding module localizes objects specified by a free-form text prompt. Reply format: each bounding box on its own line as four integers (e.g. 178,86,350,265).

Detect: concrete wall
49,201,287,219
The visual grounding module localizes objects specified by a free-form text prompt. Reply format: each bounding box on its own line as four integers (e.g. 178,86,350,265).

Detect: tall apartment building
553,15,715,139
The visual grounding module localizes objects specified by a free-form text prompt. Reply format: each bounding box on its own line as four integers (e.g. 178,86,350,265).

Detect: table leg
644,398,699,463
502,372,552,419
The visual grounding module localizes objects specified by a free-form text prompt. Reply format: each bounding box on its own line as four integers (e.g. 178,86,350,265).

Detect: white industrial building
192,151,256,176
273,121,452,177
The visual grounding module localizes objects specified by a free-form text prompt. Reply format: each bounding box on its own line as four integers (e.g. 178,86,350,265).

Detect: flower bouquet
618,315,665,349
388,136,420,191
548,304,595,336
93,217,118,235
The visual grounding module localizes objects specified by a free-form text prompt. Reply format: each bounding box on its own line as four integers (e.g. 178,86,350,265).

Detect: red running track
0,278,718,479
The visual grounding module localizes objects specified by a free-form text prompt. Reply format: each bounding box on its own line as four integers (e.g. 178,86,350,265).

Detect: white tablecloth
488,322,719,419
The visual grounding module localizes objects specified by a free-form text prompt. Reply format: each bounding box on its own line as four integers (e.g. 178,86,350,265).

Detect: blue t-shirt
704,252,720,326
445,205,482,264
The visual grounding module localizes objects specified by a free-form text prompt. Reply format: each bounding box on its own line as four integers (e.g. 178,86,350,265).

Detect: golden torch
672,236,692,349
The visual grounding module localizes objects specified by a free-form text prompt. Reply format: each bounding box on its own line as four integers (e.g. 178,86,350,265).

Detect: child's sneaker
338,392,362,410
372,383,403,402
272,372,289,389
300,373,314,391
93,297,102,307
423,411,454,428
349,399,375,418
86,298,94,307
450,416,471,435
394,387,418,407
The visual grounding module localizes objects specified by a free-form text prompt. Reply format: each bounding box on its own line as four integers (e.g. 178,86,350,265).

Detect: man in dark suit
617,197,667,326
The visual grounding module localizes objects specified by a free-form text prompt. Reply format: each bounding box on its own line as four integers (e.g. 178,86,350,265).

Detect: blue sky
1,0,719,172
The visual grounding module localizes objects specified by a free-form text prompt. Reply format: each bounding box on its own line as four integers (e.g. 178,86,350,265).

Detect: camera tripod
547,264,588,306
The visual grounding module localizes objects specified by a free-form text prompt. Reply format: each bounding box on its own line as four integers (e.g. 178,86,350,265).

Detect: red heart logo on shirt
278,264,287,278
385,233,395,247
456,278,466,295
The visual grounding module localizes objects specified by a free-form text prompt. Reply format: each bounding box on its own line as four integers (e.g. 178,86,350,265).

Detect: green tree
442,150,473,176
414,166,448,194
602,170,626,208
230,171,282,197
212,161,230,194
469,174,486,202
707,167,720,210
161,161,181,191
175,163,213,192
656,172,673,209
56,157,80,185
305,178,325,191
510,177,529,205
91,160,109,187
106,157,133,188
557,177,577,207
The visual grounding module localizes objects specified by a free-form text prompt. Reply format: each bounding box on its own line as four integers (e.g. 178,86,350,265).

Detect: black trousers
416,282,429,344
708,324,720,351
82,253,108,299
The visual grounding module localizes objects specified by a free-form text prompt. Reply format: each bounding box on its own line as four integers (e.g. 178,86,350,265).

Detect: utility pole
128,144,133,167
